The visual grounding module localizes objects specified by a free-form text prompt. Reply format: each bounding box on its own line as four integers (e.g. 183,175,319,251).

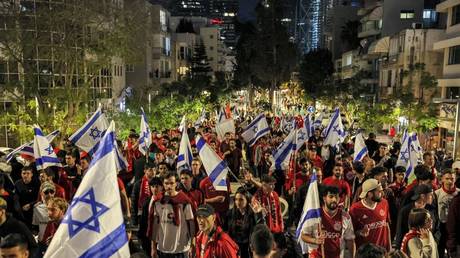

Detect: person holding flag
44,121,130,258
301,185,356,258
139,108,152,157
253,175,283,234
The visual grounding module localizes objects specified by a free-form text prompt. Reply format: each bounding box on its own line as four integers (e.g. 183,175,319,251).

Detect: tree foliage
299,49,334,100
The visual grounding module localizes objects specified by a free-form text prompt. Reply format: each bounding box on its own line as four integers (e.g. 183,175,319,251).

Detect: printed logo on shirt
379,209,385,217
323,231,341,239
333,222,342,231
366,220,386,230
362,214,368,219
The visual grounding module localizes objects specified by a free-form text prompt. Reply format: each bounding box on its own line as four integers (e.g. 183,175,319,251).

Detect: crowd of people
0,112,459,258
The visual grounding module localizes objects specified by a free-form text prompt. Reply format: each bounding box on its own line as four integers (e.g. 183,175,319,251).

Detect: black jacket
0,215,38,257
223,207,264,244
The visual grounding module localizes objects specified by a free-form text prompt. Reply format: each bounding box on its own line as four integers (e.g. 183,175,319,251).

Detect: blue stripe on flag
79,223,128,258
242,114,264,133
34,128,44,136
89,132,115,167
70,110,103,143
196,137,206,152
275,143,294,170
295,208,322,238
177,154,185,162
36,156,61,166
323,110,339,138
248,127,271,146
354,147,368,161
209,160,227,184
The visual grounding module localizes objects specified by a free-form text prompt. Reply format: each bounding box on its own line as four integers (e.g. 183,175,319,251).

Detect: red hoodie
195,226,239,258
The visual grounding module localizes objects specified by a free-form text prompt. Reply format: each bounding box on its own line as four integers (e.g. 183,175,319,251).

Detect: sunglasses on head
43,190,55,195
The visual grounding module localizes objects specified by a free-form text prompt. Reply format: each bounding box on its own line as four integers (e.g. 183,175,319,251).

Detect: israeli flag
217,108,226,123
33,126,62,170
396,130,417,183
313,109,325,129
322,108,346,147
177,124,193,172
196,135,229,191
6,130,59,162
295,128,308,153
353,132,368,162
410,133,423,161
296,171,321,253
44,121,129,258
241,113,270,146
194,108,206,128
178,115,186,132
69,107,109,155
139,108,151,156
271,129,296,171
304,114,314,139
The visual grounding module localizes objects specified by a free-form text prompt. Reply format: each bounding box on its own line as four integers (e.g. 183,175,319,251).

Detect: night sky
238,0,261,23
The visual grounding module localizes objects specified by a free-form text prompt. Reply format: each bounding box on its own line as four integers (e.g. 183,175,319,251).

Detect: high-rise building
209,0,239,49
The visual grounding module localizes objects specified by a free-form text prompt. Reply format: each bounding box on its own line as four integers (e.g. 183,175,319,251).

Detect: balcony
151,47,171,59
358,0,382,16
358,20,382,38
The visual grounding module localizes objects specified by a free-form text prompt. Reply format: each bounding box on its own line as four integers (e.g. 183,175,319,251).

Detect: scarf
255,190,283,233
146,192,191,238
138,176,151,210
442,185,456,195
401,229,420,255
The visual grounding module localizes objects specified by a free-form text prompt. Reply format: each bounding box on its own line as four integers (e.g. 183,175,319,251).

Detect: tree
298,49,334,102
0,0,146,140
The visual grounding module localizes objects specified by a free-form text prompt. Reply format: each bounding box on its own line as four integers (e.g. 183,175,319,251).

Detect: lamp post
433,98,460,160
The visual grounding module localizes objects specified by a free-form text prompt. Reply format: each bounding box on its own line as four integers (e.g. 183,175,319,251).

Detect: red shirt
295,172,310,189
195,226,239,258
349,199,391,251
253,189,284,233
42,221,59,245
321,208,353,258
199,177,230,215
322,177,351,205
181,188,203,210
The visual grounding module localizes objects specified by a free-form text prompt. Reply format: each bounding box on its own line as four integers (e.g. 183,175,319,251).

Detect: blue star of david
400,148,409,163
252,126,258,133
45,146,54,155
298,131,306,141
62,188,109,238
89,127,102,140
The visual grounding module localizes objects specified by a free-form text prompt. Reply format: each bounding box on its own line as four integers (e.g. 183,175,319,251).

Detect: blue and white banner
396,130,418,183
353,132,368,162
322,108,346,147
215,117,236,140
295,128,308,153
139,108,151,156
196,135,229,191
241,113,270,146
217,108,226,123
177,124,193,172
313,109,325,129
304,114,314,139
271,129,296,171
194,108,206,128
296,171,321,242
6,130,59,162
69,107,109,155
45,121,129,258
33,126,62,170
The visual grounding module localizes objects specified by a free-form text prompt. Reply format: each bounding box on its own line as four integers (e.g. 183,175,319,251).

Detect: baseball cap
359,179,383,199
196,204,215,217
452,161,460,170
41,182,56,192
411,184,433,201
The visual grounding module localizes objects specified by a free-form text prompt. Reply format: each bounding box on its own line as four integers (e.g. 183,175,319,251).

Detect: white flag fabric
353,132,368,162
194,108,206,128
177,124,193,172
271,129,296,171
217,109,226,123
241,113,270,146
313,109,325,129
139,108,152,156
410,133,423,161
304,114,314,139
295,128,308,153
322,108,346,147
6,130,59,162
33,126,62,170
296,171,321,249
45,121,129,258
69,107,109,155
178,115,186,133
196,135,229,191
215,118,236,140
396,130,417,183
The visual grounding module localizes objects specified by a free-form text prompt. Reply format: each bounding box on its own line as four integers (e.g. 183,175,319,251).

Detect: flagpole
318,223,325,258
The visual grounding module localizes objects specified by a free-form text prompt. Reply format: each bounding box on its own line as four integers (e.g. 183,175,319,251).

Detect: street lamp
433,98,460,160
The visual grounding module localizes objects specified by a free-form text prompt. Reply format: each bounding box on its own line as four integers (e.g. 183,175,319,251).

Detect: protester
41,197,67,253
350,179,391,252
14,166,40,229
250,224,274,258
253,175,283,234
301,185,355,258
0,233,30,258
195,204,239,258
224,187,264,258
401,208,438,258
150,172,195,258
